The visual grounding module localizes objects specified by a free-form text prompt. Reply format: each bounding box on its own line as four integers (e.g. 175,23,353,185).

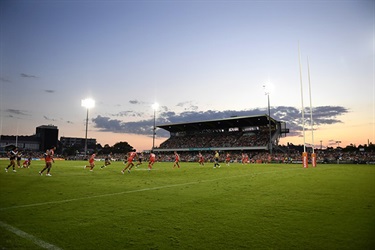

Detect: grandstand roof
157,115,277,133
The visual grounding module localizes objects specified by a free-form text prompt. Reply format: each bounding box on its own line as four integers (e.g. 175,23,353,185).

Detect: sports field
0,160,374,250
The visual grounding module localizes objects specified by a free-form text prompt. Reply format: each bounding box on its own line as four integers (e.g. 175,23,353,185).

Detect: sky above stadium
0,0,374,151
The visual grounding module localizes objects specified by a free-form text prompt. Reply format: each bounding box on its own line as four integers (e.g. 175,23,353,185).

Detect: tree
343,144,357,152
112,142,134,154
100,144,112,155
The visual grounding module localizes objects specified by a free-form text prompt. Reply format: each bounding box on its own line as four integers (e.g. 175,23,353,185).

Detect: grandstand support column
152,102,159,150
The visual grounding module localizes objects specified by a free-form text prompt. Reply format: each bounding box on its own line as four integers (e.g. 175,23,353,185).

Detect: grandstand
154,115,289,153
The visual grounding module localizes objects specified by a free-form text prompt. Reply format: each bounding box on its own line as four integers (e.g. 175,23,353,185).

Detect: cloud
160,106,169,112
327,139,342,146
20,73,38,78
129,100,139,104
190,105,199,111
0,77,12,83
176,101,189,107
92,115,127,132
129,99,148,105
273,105,348,126
43,116,57,121
176,101,199,111
5,109,29,116
91,105,349,139
44,90,55,93
112,111,144,117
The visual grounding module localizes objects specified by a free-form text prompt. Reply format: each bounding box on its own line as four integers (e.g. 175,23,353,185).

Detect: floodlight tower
263,84,272,155
152,102,159,150
81,98,95,157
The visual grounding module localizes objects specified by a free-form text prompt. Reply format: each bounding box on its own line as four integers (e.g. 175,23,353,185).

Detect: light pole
263,84,272,155
81,98,95,157
151,102,159,150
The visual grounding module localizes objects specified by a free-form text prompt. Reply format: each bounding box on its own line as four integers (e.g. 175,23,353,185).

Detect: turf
0,160,374,250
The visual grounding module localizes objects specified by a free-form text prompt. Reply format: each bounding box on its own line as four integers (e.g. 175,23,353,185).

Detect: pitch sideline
0,220,62,250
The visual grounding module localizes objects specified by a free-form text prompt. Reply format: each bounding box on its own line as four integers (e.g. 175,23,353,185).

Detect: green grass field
0,160,374,250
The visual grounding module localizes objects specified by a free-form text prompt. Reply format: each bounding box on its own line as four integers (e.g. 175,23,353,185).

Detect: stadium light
152,102,159,150
263,84,272,155
81,98,95,158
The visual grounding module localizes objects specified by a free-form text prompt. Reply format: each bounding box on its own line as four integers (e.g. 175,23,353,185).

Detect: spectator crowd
158,131,270,149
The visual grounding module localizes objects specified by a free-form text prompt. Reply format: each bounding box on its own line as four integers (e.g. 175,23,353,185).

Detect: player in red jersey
148,151,156,171
84,152,96,171
39,146,56,176
173,151,180,168
121,149,137,174
22,157,31,168
198,152,204,166
225,153,231,166
241,153,249,165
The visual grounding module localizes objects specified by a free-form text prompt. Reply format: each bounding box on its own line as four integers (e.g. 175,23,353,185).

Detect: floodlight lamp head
263,82,274,95
81,98,95,109
152,102,159,110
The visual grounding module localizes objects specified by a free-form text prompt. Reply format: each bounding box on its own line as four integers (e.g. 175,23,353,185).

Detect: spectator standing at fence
173,151,181,168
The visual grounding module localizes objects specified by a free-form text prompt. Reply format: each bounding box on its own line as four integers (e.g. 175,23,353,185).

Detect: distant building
35,125,59,151
0,125,59,152
0,135,40,152
60,136,96,153
1,125,97,154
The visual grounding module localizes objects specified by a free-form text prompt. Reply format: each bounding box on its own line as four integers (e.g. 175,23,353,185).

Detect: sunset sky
0,0,374,151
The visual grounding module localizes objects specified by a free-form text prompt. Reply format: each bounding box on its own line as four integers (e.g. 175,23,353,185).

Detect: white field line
0,220,62,250
0,167,303,211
